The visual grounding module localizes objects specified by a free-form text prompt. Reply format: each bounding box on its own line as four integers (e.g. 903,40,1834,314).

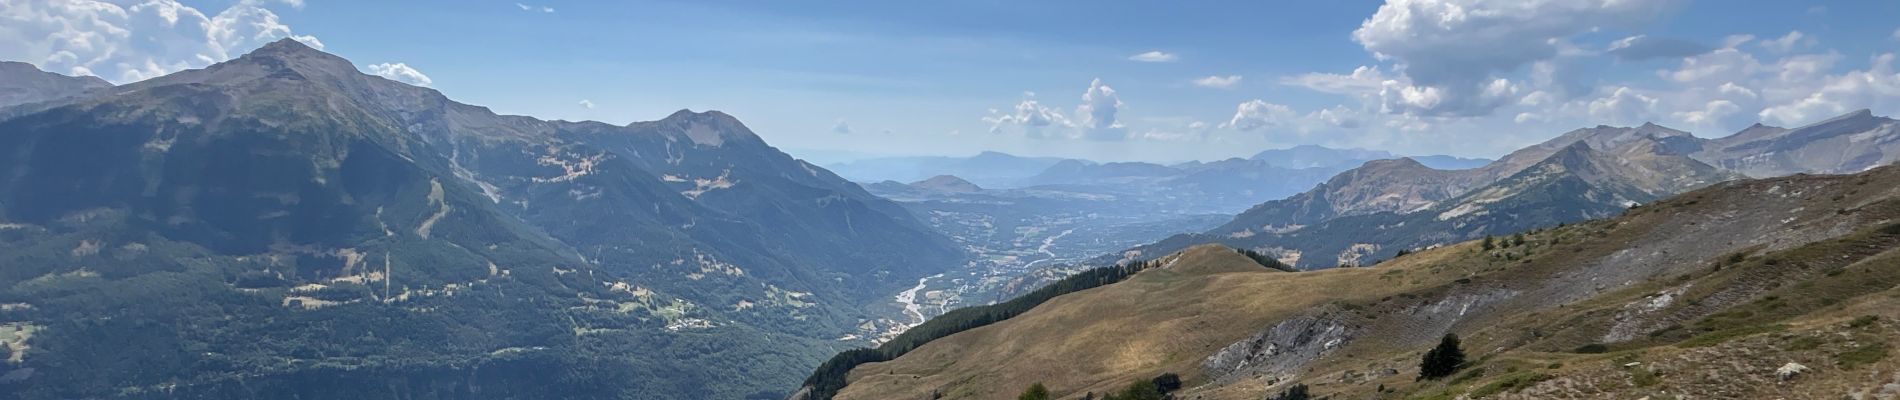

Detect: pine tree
1017,383,1051,400
1267,384,1311,400
1418,333,1467,380
1150,373,1181,394
1481,236,1496,251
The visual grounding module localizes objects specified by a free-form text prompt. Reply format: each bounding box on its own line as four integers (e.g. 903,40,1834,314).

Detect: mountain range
0,39,961,399
1092,111,1897,270
831,146,1492,215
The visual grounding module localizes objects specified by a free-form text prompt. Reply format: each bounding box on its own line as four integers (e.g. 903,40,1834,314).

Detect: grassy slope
838,166,1900,400
837,244,1472,399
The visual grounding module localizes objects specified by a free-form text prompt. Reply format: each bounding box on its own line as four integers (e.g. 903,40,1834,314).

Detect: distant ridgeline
795,247,1292,400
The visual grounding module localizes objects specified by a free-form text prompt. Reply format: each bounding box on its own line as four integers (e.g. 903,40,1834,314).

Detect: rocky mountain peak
0,60,114,109
632,108,760,147
225,38,360,80
1634,122,1692,139
0,61,106,86
1801,108,1886,129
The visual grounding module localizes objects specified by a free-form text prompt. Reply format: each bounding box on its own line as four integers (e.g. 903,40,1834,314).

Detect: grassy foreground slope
836,166,1900,399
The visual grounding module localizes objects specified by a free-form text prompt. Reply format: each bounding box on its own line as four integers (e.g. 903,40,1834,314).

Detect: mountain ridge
0,39,960,399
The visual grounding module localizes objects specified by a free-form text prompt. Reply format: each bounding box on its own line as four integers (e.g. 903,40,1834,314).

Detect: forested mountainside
820,164,1900,399
0,39,961,399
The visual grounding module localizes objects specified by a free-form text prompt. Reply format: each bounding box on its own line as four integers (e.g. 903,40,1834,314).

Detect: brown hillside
837,166,1900,400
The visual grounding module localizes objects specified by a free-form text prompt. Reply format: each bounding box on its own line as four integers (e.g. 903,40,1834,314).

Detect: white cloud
1076,78,1127,141
1312,106,1362,129
1718,82,1758,99
982,95,1072,138
578,99,595,109
1672,99,1740,126
1192,75,1243,89
1587,86,1659,125
831,118,852,135
1662,48,1762,85
1606,35,1712,61
515,3,555,13
1127,50,1177,63
1224,100,1297,132
0,0,321,83
1775,52,1841,83
1349,0,1685,117
982,80,1130,140
366,62,432,86
1893,28,1900,42
1282,66,1389,96
1759,31,1813,53
1758,53,1900,126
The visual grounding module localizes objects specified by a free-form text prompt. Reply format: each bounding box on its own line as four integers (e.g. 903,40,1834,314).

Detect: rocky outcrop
1202,311,1357,386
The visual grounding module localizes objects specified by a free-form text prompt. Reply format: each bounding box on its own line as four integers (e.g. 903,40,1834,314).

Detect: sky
4,0,1900,163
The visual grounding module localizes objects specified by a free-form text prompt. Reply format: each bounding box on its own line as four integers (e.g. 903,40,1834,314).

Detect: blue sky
6,1,1900,163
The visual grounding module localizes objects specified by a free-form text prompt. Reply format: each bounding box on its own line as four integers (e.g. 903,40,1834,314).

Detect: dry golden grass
839,244,1474,400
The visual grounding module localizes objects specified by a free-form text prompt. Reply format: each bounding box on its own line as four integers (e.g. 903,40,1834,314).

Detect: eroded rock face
1202,312,1357,386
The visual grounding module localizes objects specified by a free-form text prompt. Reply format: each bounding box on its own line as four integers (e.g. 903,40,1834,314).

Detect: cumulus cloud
1626,35,1900,131
1192,75,1243,89
1076,78,1127,141
578,99,594,109
1312,106,1363,129
1758,53,1900,125
1281,66,1391,96
1587,86,1660,125
1220,100,1379,144
1718,82,1758,99
1606,35,1712,61
831,118,852,135
983,80,1132,140
1672,99,1741,126
0,0,322,83
515,3,555,13
366,62,432,86
982,95,1072,138
1349,0,1685,116
1127,51,1177,63
1662,47,1763,85
1224,100,1298,132
1759,31,1814,53
1260,8,1900,156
